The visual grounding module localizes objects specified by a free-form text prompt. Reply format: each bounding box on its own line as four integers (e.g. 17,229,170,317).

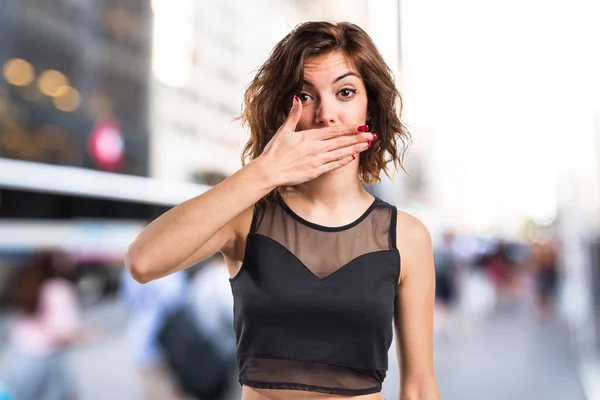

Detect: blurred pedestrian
188,253,235,360
530,236,560,320
483,241,516,308
434,231,457,309
2,249,88,400
434,231,458,336
156,254,236,400
119,268,187,400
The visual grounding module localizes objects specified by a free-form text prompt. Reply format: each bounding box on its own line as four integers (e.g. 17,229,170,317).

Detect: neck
286,165,371,209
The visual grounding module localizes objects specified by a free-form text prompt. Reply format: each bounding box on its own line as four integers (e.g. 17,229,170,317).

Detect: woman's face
296,52,368,131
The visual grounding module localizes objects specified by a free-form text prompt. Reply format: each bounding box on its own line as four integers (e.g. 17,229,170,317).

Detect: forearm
125,158,276,282
399,379,440,400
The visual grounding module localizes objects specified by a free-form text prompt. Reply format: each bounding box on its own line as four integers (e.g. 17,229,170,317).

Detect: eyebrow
303,72,361,87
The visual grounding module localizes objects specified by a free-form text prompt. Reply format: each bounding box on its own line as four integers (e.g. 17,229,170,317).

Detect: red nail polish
352,155,356,160
357,124,369,132
293,94,299,102
367,141,372,148
372,133,377,140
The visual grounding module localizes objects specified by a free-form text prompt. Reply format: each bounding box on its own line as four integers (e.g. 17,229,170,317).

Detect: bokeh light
52,86,80,112
2,58,35,87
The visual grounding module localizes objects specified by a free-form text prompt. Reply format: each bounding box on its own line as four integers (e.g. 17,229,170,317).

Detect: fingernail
352,155,356,160
357,124,369,132
372,133,377,140
367,141,372,148
293,94,299,102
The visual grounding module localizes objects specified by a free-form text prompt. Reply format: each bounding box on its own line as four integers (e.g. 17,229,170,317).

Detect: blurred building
0,0,174,305
553,0,600,370
0,0,165,217
0,0,152,178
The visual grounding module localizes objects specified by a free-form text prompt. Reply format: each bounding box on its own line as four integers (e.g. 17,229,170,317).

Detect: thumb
282,95,302,132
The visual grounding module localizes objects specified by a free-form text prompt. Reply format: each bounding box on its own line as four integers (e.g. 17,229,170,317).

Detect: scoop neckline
277,196,379,232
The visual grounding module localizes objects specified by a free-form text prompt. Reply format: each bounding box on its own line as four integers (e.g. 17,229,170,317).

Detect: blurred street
0,297,585,400
431,310,585,400
369,298,585,400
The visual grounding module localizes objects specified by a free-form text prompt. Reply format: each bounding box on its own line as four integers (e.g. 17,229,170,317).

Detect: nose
315,98,337,127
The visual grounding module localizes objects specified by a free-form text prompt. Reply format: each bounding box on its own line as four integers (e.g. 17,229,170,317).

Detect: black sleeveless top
229,196,400,396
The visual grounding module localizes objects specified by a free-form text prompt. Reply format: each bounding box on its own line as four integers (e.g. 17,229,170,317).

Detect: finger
280,95,303,132
321,141,371,164
317,154,356,175
321,132,375,152
314,124,369,141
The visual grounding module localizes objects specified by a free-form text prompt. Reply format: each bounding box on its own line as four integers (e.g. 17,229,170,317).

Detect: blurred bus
0,158,209,307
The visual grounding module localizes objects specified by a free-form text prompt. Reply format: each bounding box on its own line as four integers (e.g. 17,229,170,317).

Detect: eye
297,92,313,102
337,88,357,99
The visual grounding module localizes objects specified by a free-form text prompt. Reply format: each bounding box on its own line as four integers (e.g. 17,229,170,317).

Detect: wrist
247,156,281,192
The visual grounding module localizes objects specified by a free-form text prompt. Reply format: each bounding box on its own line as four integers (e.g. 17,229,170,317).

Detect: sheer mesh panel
255,199,394,279
239,355,384,395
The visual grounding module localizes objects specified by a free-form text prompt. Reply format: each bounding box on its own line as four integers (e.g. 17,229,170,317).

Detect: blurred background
0,0,599,399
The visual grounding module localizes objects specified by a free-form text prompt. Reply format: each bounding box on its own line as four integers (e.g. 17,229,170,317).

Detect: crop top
229,196,400,395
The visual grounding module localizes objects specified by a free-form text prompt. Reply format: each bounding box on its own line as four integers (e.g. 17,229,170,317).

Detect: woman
126,21,440,400
3,250,87,400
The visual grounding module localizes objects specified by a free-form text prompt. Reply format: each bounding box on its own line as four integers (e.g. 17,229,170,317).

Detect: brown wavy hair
240,21,410,186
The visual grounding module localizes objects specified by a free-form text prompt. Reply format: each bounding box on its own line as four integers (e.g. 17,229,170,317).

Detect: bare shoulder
395,210,434,282
396,210,432,245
